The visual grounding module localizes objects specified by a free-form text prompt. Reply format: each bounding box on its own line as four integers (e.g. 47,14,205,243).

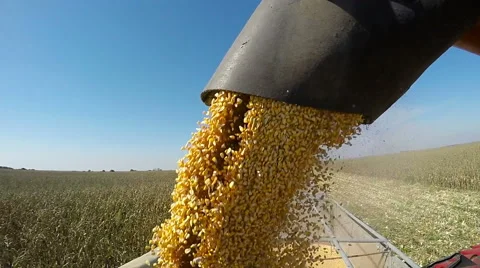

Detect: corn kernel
150,91,362,267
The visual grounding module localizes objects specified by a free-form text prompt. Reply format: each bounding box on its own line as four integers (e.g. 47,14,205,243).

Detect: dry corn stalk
149,91,362,267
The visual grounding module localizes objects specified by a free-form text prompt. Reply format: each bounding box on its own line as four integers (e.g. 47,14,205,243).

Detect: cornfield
0,170,176,268
337,142,480,190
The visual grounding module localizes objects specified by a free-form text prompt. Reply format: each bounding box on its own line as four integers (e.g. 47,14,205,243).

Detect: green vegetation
2,142,479,267
332,142,480,266
0,170,176,268
338,141,480,190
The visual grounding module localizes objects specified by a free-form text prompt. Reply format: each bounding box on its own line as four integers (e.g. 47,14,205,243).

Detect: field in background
0,170,176,268
1,142,479,267
337,141,480,190
331,173,480,266
332,141,480,265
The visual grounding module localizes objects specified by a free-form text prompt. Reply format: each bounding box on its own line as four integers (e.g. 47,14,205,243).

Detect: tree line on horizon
1,166,165,172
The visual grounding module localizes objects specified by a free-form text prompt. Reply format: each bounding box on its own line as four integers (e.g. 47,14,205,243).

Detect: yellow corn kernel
150,91,362,268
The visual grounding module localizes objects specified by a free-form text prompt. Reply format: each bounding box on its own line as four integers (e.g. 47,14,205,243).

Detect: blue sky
1,0,479,171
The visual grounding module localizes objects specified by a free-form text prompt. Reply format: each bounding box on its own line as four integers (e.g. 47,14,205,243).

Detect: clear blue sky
1,0,479,171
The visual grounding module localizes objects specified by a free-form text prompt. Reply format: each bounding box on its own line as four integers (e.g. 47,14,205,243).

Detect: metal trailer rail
120,199,420,268
313,200,420,268
120,249,159,268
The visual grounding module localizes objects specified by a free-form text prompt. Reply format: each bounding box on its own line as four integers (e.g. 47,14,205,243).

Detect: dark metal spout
202,0,480,124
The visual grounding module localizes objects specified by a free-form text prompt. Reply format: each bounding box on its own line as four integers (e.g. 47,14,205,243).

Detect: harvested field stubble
332,173,480,266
